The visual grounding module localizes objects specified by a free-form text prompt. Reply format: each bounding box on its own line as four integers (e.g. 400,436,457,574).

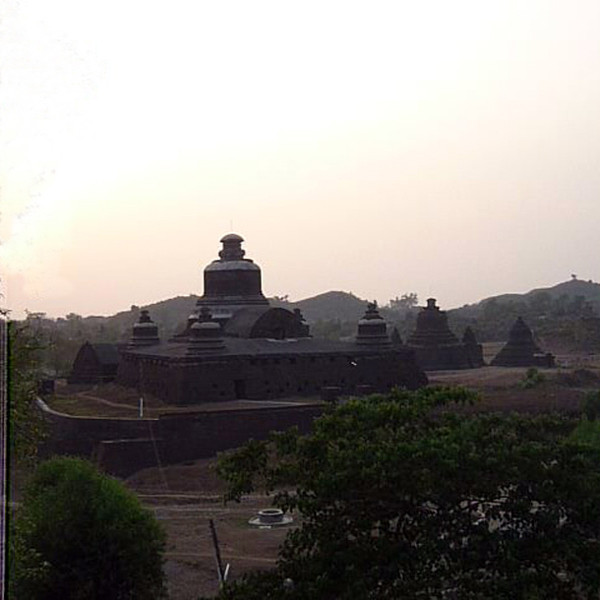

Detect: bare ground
126,458,291,599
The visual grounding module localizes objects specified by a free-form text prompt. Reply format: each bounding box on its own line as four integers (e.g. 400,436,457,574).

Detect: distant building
491,317,555,368
114,234,427,403
68,342,121,384
406,298,483,370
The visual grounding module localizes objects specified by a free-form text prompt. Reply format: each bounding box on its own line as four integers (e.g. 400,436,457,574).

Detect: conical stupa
462,326,485,367
491,317,555,367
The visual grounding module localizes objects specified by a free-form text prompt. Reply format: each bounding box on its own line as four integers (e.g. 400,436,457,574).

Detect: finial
219,233,245,261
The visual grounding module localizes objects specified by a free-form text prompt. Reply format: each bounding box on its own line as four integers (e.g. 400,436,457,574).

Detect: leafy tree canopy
213,387,600,599
9,457,167,599
7,321,47,464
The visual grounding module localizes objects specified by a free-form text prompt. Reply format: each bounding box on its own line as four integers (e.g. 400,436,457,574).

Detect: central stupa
196,233,269,324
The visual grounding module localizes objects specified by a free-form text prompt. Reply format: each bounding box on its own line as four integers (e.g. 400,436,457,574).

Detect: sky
1,0,599,319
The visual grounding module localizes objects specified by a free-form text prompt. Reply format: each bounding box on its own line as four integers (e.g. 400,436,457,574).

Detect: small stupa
491,317,555,367
129,310,160,347
355,302,391,347
187,307,227,354
462,326,485,368
406,299,472,370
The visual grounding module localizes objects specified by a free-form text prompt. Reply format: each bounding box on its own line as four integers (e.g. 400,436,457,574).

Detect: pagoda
463,326,485,368
406,298,473,370
491,317,555,367
195,233,269,325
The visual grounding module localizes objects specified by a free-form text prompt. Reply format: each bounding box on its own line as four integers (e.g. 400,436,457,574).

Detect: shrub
520,367,546,389
211,387,600,599
9,457,166,599
582,389,600,421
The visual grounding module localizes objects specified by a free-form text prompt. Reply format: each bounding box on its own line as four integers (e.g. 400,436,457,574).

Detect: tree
388,293,419,312
212,387,600,599
9,457,167,599
7,321,47,464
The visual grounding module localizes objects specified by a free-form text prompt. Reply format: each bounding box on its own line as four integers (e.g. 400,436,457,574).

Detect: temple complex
491,317,556,367
112,234,427,403
406,298,481,370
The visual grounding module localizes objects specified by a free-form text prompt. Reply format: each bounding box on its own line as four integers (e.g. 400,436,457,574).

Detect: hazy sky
2,0,599,319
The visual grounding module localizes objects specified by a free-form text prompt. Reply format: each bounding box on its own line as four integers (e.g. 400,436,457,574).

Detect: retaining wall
37,399,323,477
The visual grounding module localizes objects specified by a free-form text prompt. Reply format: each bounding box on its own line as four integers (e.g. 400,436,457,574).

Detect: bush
9,457,166,599
582,389,600,421
520,367,546,389
212,387,600,599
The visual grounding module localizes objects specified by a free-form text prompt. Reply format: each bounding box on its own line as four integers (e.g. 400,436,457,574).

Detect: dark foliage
9,457,167,599
210,387,600,599
7,321,47,464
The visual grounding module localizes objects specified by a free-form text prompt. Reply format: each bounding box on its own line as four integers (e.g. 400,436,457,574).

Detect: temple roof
223,306,272,337
122,336,411,360
86,343,120,365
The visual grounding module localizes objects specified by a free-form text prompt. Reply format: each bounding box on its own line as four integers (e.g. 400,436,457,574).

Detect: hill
277,291,370,323
480,279,600,312
447,278,600,349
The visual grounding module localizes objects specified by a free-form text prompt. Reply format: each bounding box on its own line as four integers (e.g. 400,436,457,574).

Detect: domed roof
220,233,244,243
197,233,268,310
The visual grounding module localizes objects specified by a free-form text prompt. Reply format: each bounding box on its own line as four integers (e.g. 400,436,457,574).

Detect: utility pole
209,518,229,587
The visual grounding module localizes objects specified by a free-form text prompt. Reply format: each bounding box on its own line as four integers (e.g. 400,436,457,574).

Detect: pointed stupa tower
196,234,269,325
491,317,555,367
462,326,485,367
406,299,472,370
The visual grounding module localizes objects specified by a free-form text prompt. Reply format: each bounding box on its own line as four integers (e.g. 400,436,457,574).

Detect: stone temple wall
37,398,324,477
118,350,424,404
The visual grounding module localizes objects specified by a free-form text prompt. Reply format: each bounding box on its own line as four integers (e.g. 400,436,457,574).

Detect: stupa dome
197,234,269,323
